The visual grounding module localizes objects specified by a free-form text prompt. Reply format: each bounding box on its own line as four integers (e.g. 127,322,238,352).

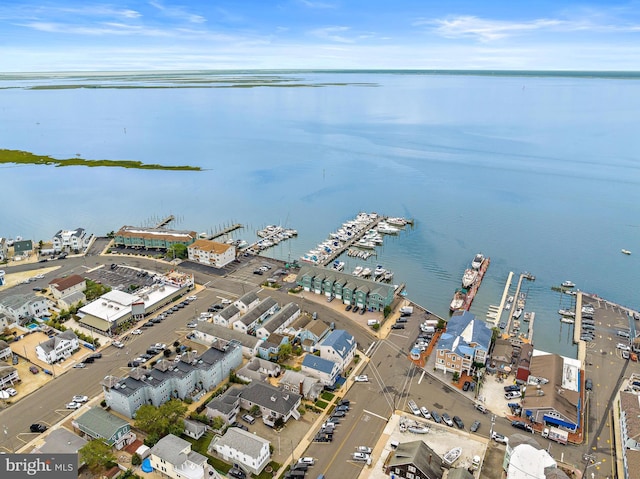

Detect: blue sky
1,0,639,71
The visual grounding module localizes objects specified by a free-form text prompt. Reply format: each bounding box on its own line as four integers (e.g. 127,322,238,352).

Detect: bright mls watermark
1,454,77,479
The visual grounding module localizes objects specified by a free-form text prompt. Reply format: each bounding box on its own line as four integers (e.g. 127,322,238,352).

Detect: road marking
363,409,388,421
418,370,425,384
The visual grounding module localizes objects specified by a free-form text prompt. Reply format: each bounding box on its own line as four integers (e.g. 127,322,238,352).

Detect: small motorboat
561,280,575,288
443,447,462,465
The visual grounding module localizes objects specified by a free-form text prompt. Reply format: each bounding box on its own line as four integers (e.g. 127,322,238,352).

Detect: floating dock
154,215,175,228
461,257,490,311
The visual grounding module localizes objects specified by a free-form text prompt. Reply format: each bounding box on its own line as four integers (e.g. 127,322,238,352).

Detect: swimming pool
26,323,39,330
141,458,153,473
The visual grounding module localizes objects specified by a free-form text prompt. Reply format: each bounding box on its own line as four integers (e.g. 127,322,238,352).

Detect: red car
29,366,39,374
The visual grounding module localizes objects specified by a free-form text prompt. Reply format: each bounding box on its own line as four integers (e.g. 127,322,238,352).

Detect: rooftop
213,427,269,458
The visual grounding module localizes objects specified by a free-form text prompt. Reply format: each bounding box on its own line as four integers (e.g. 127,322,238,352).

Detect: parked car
504,385,520,392
470,420,481,433
442,413,454,427
29,366,39,374
336,404,349,412
297,457,315,466
430,411,442,423
338,399,350,406
332,410,346,418
72,395,88,403
131,329,142,335
345,304,352,312
73,363,86,369
511,421,533,432
420,407,431,420
462,381,471,391
229,422,248,431
351,452,371,463
504,391,522,400
453,415,465,429
65,402,81,410
241,414,255,425
228,468,247,479
89,353,102,359
492,432,508,444
81,357,95,364
30,423,47,433
112,341,125,348
391,323,405,329
5,388,17,396
354,375,369,382
585,378,593,390
356,446,372,454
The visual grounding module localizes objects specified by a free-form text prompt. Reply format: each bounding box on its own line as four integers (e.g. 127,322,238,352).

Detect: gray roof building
150,433,208,477
385,440,443,479
73,407,132,449
34,428,87,455
236,297,278,327
194,321,261,357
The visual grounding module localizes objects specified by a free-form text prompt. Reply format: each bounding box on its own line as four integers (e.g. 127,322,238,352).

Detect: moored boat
471,253,484,270
622,249,632,255
352,266,363,276
443,447,462,465
407,425,430,434
462,268,478,288
561,280,575,288
361,267,372,277
560,317,575,324
450,289,466,312
558,309,575,317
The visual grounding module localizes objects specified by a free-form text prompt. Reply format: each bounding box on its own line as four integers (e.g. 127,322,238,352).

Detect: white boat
443,447,462,465
560,317,575,324
386,217,407,226
377,222,400,234
450,290,465,312
352,266,363,276
374,265,386,277
558,309,575,317
332,261,345,272
361,267,372,277
356,240,376,249
462,269,478,288
523,312,535,322
471,253,485,270
512,308,523,319
407,425,430,434
622,249,632,255
383,271,394,281
561,280,575,288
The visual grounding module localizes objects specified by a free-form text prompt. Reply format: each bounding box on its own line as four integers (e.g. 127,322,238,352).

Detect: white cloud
149,0,206,24
309,26,355,43
297,0,336,9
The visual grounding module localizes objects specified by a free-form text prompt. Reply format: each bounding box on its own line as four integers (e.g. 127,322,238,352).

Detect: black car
30,423,47,433
431,411,442,423
253,270,263,275
345,304,352,312
143,321,155,327
89,353,102,359
504,385,520,392
462,381,471,391
336,404,349,412
338,399,350,406
82,357,95,364
228,468,247,479
359,308,366,315
511,421,533,432
152,317,162,323
140,353,153,360
332,410,346,418
352,305,359,313
453,415,465,429
585,378,593,390
391,324,405,329
127,361,141,368
230,422,249,431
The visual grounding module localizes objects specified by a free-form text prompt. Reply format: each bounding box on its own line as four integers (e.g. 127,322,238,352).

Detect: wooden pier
319,216,383,266
486,271,513,326
210,223,243,240
154,215,175,228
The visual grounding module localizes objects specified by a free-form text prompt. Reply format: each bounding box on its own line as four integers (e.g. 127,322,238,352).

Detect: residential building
213,304,241,328
0,340,12,361
102,341,242,418
232,297,279,334
35,330,79,364
384,440,444,479
0,361,20,390
183,419,207,440
292,316,331,352
72,407,134,450
301,355,340,386
502,433,568,479
0,294,49,323
187,239,235,267
296,264,395,311
205,387,242,425
13,239,33,257
236,357,281,383
434,311,492,377
32,428,87,455
149,434,210,479
210,427,271,475
256,333,289,361
52,228,91,253
234,291,261,314
255,302,300,339
279,370,324,401
238,381,302,427
0,311,10,329
619,386,640,479
521,351,581,432
193,322,260,358
113,226,197,250
515,343,534,382
319,329,356,373
48,274,87,300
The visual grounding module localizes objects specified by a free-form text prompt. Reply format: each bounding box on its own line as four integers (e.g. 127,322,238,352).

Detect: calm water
2,70,640,356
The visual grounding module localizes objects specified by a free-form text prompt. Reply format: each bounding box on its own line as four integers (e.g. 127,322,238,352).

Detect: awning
543,414,577,431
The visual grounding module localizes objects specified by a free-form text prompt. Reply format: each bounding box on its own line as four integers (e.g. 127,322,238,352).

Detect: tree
278,343,293,361
437,318,446,330
167,243,187,260
79,439,116,473
135,400,187,439
452,372,460,383
491,327,501,342
211,416,225,431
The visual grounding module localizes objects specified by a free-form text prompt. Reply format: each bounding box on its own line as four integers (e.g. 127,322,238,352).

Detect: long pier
487,271,513,326
154,215,175,228
319,217,383,266
210,224,243,240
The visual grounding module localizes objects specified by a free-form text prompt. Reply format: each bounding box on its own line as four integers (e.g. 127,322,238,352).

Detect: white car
420,407,432,420
297,457,315,466
153,343,167,350
617,343,631,351
6,388,17,397
221,299,232,305
352,452,372,465
65,402,81,410
35,274,45,279
356,446,372,454
186,295,197,301
492,432,508,444
354,375,369,382
407,400,420,416
131,329,142,335
73,363,86,369
112,341,125,348
72,395,88,403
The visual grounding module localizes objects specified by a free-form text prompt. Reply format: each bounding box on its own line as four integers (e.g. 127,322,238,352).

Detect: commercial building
113,226,197,250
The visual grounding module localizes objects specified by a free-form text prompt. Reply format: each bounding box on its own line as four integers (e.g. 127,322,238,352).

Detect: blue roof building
319,329,356,373
435,311,493,377
301,355,340,386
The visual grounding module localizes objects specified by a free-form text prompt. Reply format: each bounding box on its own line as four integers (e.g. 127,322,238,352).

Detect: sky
1,0,640,71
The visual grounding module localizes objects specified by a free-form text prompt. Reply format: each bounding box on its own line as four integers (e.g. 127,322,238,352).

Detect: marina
492,271,537,342
450,254,490,313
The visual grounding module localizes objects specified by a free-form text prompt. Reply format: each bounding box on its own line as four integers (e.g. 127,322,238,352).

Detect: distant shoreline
0,149,201,171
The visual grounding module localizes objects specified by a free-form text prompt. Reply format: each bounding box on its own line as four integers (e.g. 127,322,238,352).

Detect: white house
319,329,356,373
234,291,261,314
0,237,7,261
213,305,241,328
35,330,79,364
0,340,12,361
150,434,210,479
210,427,271,475
0,294,49,323
49,274,87,300
187,239,236,268
0,362,20,390
52,228,91,253
255,302,300,339
232,297,279,335
301,355,340,386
